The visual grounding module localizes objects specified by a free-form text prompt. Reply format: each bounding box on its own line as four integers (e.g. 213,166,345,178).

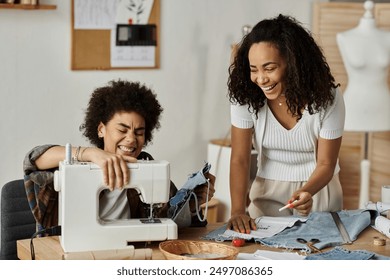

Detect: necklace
277,94,285,106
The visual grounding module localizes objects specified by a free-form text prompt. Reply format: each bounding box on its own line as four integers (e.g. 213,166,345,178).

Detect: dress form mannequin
336,0,390,131
337,1,390,209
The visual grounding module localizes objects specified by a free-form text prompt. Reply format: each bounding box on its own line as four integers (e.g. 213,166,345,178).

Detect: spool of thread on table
382,185,390,203
374,216,390,238
382,185,390,218
373,236,386,246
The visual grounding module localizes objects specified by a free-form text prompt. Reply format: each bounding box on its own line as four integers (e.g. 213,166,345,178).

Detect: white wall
0,0,325,188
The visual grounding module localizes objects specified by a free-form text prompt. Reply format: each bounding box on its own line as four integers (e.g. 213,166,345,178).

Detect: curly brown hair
80,79,163,149
228,14,339,119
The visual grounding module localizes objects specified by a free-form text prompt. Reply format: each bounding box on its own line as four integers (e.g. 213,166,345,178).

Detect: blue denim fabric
202,223,229,242
169,162,211,220
259,210,372,252
203,210,373,253
304,246,390,260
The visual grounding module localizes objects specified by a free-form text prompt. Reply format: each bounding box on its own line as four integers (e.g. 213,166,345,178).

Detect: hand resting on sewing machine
78,147,138,191
24,80,216,230
35,145,138,191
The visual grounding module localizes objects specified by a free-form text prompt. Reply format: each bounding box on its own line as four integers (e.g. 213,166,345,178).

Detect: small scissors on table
296,238,322,253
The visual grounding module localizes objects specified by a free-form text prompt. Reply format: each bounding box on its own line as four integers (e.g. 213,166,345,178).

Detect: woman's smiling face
98,111,145,158
248,42,287,101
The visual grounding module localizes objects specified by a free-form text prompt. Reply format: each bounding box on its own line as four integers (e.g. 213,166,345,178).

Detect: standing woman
227,15,345,233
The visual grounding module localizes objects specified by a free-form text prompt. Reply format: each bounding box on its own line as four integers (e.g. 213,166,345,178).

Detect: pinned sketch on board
112,0,156,67
116,0,154,24
111,23,156,67
110,37,156,67
74,0,154,29
74,0,117,30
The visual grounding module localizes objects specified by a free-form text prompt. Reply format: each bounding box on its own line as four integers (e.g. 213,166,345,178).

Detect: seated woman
23,79,215,232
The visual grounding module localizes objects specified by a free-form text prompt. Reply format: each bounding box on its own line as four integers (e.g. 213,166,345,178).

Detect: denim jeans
203,210,373,253
305,246,390,260
168,162,211,224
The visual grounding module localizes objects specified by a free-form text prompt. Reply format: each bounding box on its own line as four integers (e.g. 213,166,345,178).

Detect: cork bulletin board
71,0,160,70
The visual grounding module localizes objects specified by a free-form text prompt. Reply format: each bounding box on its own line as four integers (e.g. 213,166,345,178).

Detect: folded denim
304,246,390,260
203,210,373,253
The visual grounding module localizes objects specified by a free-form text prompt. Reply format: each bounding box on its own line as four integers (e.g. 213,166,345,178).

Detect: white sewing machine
54,156,177,253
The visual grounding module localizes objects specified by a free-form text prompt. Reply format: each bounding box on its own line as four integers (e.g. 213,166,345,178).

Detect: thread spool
374,216,390,238
380,186,390,218
382,185,390,203
373,236,386,246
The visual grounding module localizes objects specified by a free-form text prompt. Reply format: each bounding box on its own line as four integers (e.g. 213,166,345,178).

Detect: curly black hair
80,79,163,149
228,14,339,119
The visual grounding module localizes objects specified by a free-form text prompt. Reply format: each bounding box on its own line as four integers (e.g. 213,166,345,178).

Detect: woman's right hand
227,213,257,234
83,147,137,191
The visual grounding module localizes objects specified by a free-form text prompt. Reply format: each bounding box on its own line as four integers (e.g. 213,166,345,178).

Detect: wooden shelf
0,3,56,10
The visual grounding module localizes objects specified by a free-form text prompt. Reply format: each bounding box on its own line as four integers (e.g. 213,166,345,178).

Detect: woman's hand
289,190,313,216
227,213,257,234
83,147,137,191
189,173,216,212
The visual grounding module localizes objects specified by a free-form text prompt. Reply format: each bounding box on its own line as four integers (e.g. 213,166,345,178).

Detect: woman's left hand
189,173,216,212
289,190,313,216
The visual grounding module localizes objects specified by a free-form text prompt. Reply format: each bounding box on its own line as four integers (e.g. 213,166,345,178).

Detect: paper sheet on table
237,250,305,260
221,216,307,240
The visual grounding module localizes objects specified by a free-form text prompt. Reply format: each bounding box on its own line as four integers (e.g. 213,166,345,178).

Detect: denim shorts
203,209,373,253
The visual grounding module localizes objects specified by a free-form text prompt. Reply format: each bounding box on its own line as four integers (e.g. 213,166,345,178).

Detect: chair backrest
0,179,36,260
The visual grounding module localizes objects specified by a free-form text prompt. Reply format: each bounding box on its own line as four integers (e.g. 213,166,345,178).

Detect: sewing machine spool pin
65,143,72,165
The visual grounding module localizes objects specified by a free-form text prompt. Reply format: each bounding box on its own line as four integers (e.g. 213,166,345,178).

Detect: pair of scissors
296,238,322,253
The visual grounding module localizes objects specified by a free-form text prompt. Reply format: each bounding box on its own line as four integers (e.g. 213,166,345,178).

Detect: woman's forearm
35,145,83,170
230,160,250,215
302,137,342,195
301,163,336,195
229,126,253,215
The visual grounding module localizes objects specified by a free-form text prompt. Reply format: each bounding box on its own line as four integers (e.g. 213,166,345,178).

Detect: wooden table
17,223,390,260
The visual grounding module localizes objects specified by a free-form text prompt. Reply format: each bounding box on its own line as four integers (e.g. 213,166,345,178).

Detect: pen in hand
278,200,298,212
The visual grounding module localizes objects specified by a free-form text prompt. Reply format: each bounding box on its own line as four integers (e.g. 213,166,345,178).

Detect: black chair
0,179,36,260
